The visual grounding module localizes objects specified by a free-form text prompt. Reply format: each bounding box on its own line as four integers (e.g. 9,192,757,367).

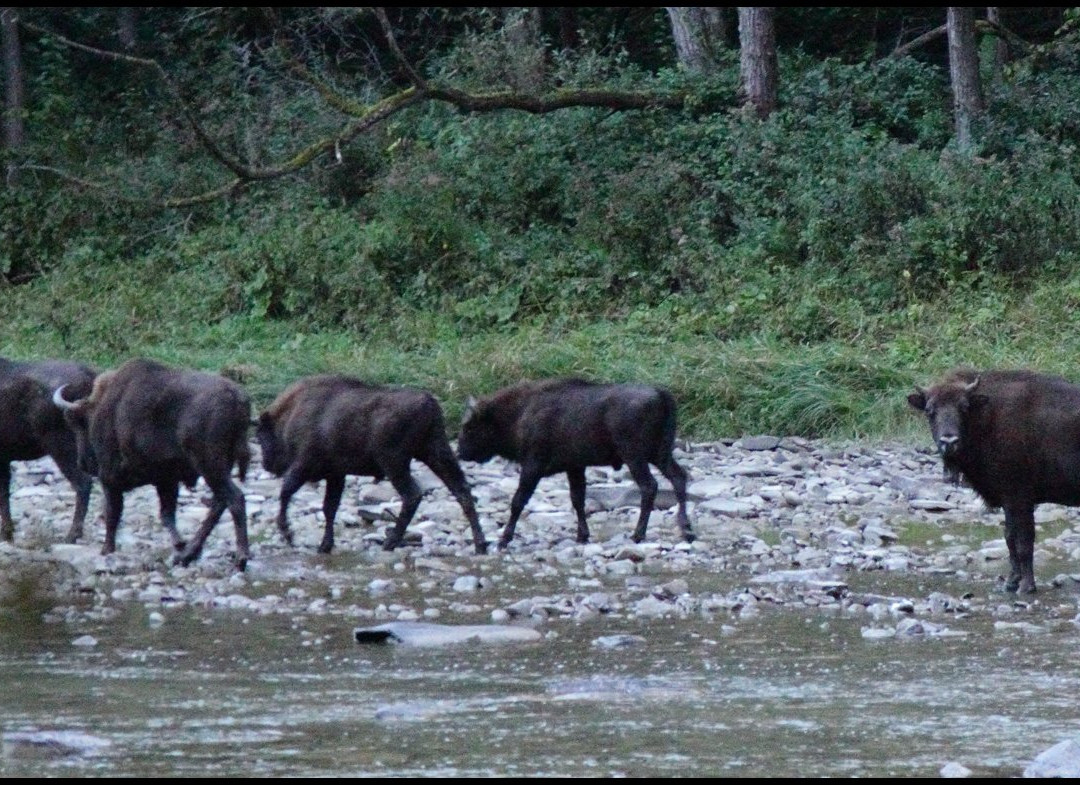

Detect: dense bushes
6,19,1080,438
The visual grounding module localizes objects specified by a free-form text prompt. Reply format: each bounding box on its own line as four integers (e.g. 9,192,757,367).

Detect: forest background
1,7,1079,440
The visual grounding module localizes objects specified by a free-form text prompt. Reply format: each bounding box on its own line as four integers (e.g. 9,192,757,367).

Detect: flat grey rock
591,634,647,649
1025,738,1080,777
354,621,541,647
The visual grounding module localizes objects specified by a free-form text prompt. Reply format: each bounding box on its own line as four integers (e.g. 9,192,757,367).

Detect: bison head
254,411,288,476
907,376,987,459
52,377,106,475
457,396,498,463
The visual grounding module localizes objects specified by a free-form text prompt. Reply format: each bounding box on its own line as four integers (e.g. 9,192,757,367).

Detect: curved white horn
52,385,78,410
964,376,980,393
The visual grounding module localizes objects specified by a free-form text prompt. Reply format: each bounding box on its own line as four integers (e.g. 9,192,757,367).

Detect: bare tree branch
17,10,689,208
373,7,428,91
890,18,1032,59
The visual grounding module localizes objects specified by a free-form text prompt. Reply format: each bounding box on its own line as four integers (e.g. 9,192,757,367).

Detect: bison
52,358,252,570
908,368,1080,594
457,378,694,548
0,357,96,544
255,375,488,555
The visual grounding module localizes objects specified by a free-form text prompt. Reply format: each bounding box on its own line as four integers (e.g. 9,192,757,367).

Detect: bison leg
0,462,12,542
655,455,695,543
383,469,422,551
1003,503,1037,594
567,467,590,544
422,444,488,555
318,475,345,554
101,486,125,555
155,480,186,551
627,459,658,543
46,437,91,543
275,465,306,547
500,464,542,550
177,479,248,571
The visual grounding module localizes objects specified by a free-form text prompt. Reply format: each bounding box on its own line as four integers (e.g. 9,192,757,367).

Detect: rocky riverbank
4,435,1080,637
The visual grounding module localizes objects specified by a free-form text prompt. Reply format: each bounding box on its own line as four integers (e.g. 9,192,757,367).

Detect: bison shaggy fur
256,375,487,555
457,378,694,548
0,357,96,544
54,358,251,570
908,368,1080,594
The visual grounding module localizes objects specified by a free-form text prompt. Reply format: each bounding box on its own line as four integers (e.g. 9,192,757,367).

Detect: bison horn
52,385,78,411
964,376,980,393
462,396,477,423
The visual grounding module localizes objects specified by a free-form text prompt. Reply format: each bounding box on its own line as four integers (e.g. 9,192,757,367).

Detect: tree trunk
738,7,777,118
986,7,1007,90
118,7,137,50
666,7,726,74
500,7,544,93
947,7,983,153
1,6,24,185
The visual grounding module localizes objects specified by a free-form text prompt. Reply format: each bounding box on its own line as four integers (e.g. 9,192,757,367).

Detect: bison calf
457,378,694,548
0,358,96,544
908,368,1080,594
53,358,251,570
256,375,487,555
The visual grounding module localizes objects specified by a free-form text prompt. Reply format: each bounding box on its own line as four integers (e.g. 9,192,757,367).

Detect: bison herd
3,354,1080,595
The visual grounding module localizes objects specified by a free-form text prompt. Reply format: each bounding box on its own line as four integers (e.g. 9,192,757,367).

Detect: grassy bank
3,251,1078,442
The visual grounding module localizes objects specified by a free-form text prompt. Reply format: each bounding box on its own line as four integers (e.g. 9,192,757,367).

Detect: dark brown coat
0,358,96,543
256,375,487,555
908,368,1080,594
53,358,251,570
457,378,694,548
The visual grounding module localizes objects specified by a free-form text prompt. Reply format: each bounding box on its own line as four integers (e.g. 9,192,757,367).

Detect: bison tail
653,388,679,461
235,437,251,483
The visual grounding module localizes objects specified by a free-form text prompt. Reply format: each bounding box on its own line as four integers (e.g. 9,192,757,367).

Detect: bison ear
907,388,927,411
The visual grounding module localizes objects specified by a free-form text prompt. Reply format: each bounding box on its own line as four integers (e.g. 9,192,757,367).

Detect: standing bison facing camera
255,375,488,555
53,358,252,570
457,378,694,549
908,368,1080,594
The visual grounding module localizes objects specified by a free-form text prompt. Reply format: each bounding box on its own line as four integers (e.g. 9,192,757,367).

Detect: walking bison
255,375,488,555
53,358,252,570
0,357,96,544
908,368,1080,594
457,378,694,548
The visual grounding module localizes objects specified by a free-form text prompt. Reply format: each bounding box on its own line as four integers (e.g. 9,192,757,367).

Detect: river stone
592,634,647,649
1025,738,1080,778
354,621,541,647
940,762,972,778
2,729,112,757
738,435,781,451
910,499,955,511
71,635,98,648
750,568,843,586
697,498,758,517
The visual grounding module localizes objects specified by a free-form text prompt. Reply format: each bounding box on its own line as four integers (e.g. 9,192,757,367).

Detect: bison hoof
317,543,334,555
382,538,400,552
682,531,696,544
64,531,82,545
172,540,188,552
474,540,489,556
0,529,12,544
496,538,512,551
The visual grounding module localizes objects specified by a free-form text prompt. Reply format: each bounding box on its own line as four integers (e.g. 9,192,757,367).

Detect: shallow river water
2,569,1079,778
